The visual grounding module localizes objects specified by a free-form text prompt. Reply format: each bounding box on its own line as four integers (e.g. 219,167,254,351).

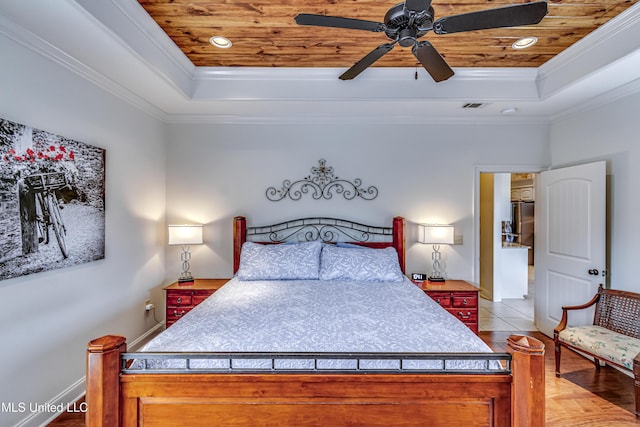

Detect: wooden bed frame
86,215,545,426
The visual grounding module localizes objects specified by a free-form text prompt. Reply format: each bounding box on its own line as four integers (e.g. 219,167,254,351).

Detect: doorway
478,172,536,301
474,165,540,331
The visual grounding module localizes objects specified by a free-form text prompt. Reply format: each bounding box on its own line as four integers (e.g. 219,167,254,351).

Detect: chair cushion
558,325,640,370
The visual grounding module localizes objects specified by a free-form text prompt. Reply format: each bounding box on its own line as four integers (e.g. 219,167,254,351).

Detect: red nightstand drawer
452,294,477,308
167,295,192,306
193,294,212,305
428,293,452,307
167,308,190,323
448,309,478,323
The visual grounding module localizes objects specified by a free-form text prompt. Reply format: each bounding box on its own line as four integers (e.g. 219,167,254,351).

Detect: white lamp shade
168,224,203,245
418,224,454,245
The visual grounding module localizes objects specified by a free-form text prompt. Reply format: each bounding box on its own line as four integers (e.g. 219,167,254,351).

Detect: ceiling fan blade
295,14,385,32
433,1,548,34
404,0,433,13
413,41,454,82
339,43,396,80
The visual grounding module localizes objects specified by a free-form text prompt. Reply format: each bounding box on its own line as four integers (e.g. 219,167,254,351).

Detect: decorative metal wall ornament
266,159,378,201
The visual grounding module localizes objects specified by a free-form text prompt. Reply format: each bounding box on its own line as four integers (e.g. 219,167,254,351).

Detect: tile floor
479,266,537,332
479,296,535,331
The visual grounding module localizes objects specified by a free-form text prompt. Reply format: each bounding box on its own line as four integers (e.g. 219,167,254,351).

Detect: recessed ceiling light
512,37,538,50
501,107,519,115
210,36,232,49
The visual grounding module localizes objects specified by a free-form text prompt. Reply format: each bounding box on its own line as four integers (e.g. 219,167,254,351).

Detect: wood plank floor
483,331,639,426
48,331,640,426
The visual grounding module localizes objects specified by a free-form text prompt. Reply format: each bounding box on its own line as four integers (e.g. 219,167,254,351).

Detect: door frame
473,164,545,287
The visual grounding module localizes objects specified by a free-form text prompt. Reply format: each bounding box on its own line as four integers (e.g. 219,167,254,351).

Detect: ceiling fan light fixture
512,36,538,50
210,36,232,49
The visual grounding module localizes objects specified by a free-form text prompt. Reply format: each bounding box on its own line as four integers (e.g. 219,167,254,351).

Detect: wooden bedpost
233,216,247,274
86,335,126,427
392,216,405,273
507,334,545,427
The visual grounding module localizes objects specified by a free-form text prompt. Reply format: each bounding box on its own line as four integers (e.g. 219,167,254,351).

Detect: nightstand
164,278,230,328
413,279,480,335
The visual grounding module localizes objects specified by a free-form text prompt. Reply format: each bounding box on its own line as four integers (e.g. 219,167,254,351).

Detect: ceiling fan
295,0,548,82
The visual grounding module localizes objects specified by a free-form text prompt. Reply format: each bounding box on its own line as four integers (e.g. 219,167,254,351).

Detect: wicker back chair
554,284,640,417
594,287,640,339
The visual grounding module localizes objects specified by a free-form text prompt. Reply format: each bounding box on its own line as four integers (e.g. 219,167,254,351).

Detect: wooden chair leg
554,338,562,377
633,353,640,417
635,378,640,418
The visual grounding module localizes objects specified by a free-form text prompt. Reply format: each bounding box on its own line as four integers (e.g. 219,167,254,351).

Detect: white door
534,161,606,337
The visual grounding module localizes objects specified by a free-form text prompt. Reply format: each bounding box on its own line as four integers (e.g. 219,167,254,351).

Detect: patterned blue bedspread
138,277,494,370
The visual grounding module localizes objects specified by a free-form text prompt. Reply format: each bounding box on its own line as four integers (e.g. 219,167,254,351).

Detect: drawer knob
177,297,182,303
458,311,472,319
462,298,467,305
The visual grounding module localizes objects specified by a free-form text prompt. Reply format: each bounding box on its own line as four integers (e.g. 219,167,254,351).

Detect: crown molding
0,10,169,122
164,110,550,126
551,75,640,122
537,2,640,99
192,66,537,82
74,0,196,95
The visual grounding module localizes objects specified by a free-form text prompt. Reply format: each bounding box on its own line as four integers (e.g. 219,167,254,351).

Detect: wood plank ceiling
138,0,637,69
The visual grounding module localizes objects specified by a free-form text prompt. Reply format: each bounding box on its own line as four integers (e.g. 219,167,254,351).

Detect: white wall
0,31,167,427
550,89,640,292
166,121,550,283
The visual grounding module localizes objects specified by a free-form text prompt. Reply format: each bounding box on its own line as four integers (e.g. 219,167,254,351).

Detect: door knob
588,269,599,276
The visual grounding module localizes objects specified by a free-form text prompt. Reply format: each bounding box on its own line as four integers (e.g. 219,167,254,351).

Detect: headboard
233,216,406,274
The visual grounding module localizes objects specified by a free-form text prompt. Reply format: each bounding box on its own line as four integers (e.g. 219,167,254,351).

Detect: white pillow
237,241,322,280
319,244,404,282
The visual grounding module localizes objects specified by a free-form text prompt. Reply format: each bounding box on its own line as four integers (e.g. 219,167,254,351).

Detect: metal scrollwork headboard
233,216,406,274
266,159,378,201
247,218,391,244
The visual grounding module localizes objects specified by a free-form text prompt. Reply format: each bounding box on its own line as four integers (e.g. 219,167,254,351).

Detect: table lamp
168,224,203,284
418,224,454,282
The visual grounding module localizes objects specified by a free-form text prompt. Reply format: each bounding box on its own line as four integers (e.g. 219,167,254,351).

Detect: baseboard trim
13,378,85,427
128,320,166,351
12,321,165,427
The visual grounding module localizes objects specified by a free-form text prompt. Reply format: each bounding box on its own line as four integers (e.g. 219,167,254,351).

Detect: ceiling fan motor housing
384,3,434,46
398,28,417,47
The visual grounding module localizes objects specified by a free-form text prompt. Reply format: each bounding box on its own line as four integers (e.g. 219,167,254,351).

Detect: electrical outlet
144,299,154,312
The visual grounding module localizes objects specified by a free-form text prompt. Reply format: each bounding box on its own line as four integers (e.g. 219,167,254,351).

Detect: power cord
146,305,161,324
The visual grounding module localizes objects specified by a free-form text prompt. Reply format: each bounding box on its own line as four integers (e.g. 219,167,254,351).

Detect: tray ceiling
137,0,636,70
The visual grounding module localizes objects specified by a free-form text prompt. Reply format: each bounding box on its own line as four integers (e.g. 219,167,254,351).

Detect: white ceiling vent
462,103,488,109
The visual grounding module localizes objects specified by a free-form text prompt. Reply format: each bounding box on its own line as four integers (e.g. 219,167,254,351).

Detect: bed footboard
86,335,126,427
85,334,544,427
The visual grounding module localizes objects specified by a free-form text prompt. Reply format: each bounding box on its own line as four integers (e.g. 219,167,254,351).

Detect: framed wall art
0,117,105,281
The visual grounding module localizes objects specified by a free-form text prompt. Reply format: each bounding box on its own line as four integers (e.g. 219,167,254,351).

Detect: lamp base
178,277,195,286
428,276,446,283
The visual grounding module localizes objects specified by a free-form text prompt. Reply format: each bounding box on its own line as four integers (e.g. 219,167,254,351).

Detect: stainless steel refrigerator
512,201,535,265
